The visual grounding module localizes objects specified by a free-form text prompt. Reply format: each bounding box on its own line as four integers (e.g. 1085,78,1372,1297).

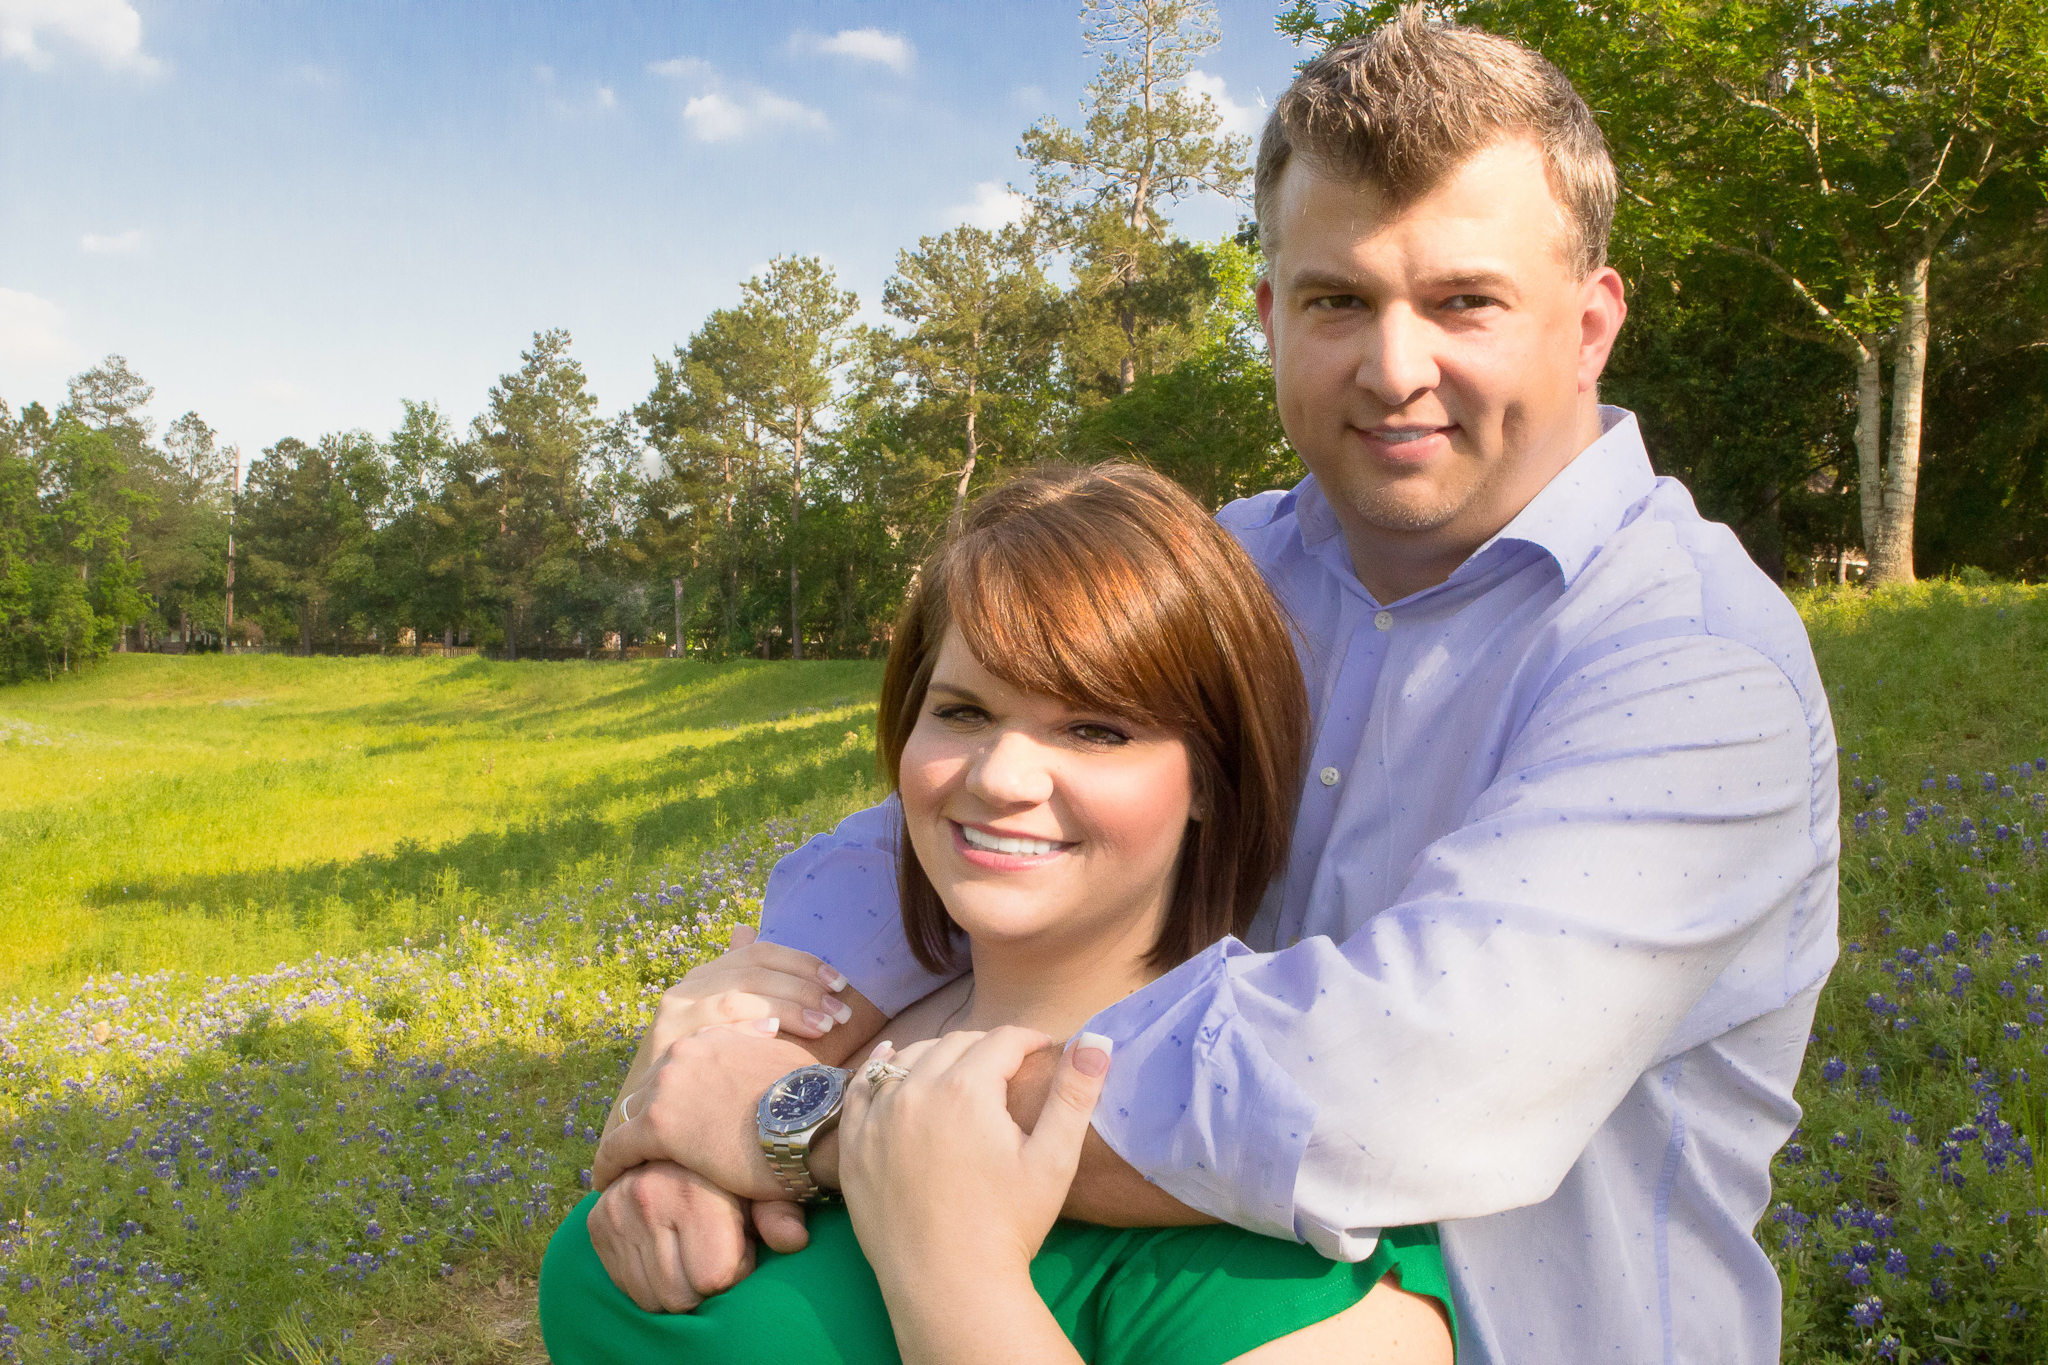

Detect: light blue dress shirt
759,409,1839,1364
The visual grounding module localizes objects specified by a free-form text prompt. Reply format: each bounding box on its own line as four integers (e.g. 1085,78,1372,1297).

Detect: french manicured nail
827,998,854,1024
801,1009,837,1033
750,1017,781,1036
817,964,849,992
869,1039,894,1061
1074,1032,1113,1077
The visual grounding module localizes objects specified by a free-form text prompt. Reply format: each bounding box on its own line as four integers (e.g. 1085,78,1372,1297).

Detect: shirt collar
1290,406,1657,596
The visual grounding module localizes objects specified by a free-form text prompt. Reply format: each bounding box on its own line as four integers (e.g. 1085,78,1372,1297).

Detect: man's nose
966,729,1055,807
1354,304,1440,407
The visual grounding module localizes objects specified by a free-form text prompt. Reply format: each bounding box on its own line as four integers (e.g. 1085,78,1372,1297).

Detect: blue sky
0,1,1305,466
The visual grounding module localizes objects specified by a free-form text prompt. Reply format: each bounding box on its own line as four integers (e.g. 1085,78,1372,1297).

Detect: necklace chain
939,981,976,1034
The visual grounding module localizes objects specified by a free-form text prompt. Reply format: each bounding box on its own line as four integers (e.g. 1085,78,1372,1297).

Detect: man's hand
587,1160,811,1313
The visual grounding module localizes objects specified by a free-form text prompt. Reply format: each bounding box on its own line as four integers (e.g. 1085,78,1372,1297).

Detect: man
588,11,1838,1361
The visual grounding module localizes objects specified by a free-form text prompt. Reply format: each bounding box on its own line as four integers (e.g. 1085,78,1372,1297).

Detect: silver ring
620,1089,644,1123
864,1060,912,1086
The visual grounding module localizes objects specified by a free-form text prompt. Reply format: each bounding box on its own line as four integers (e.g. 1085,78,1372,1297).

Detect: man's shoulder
1577,476,1826,709
1215,486,1298,539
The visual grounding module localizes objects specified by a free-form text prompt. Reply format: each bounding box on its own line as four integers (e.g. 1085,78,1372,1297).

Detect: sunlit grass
3,584,2044,1362
0,654,886,1002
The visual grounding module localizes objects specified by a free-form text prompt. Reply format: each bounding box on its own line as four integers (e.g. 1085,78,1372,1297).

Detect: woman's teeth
960,825,1060,856
1379,428,1435,444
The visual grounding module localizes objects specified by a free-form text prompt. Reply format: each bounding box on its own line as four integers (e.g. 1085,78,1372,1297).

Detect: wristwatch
756,1063,851,1204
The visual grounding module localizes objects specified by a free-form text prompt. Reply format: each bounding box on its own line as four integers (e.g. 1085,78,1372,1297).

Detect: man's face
1256,137,1626,597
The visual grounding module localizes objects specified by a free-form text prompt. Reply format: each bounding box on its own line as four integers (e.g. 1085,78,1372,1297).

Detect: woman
541,464,1456,1363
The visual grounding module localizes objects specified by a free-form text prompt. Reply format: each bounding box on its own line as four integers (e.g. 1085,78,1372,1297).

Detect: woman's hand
648,924,855,1048
837,1027,1112,1362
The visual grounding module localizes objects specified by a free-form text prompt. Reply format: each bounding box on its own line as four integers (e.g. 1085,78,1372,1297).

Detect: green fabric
540,1192,1456,1364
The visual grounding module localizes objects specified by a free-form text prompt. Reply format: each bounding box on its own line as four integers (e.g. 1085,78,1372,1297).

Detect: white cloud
794,27,914,74
0,0,160,74
647,56,714,82
652,56,826,143
596,85,616,109
0,287,85,373
683,89,827,143
1183,70,1262,137
81,228,146,255
947,181,1029,230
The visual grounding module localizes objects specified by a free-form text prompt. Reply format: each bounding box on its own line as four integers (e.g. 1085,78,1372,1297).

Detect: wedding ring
620,1089,644,1123
864,1060,912,1086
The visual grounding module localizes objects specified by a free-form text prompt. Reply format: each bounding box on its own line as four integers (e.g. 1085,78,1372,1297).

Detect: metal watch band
761,1134,829,1204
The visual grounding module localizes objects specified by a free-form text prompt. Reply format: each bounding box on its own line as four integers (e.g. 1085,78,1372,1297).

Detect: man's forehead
1267,145,1572,284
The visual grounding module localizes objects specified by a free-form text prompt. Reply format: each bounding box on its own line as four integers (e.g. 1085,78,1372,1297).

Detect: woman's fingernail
869,1039,894,1061
828,998,854,1024
1074,1032,1113,1077
801,1009,837,1033
751,1017,781,1036
817,964,850,992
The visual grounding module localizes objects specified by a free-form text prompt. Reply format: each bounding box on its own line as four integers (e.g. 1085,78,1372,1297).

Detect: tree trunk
789,419,805,661
506,607,518,662
953,389,980,523
673,577,685,659
444,622,453,652
299,602,313,657
1867,256,1930,585
1854,335,1883,570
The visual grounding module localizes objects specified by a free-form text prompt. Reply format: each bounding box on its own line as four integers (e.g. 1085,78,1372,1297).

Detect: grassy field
1,580,2045,1363
0,653,886,1003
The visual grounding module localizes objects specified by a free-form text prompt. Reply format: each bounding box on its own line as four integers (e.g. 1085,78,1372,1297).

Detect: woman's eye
931,705,987,726
1071,723,1130,746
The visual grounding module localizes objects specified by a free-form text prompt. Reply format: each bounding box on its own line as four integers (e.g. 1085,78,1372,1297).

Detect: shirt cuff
1085,939,1324,1249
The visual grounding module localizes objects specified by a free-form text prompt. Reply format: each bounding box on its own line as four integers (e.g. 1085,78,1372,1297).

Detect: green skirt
540,1191,1455,1364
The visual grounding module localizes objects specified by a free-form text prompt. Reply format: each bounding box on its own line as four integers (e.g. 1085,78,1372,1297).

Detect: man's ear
1577,266,1627,394
1256,276,1278,354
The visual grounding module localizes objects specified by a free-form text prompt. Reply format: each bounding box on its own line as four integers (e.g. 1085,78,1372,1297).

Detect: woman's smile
952,820,1073,867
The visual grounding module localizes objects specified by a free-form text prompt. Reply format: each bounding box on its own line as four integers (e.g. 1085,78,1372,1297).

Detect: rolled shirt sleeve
1086,635,1820,1257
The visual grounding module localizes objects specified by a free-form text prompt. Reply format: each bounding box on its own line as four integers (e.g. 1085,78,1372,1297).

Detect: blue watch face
767,1068,840,1130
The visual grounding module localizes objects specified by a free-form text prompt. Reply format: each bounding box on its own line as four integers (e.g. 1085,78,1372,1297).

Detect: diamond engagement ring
864,1060,913,1086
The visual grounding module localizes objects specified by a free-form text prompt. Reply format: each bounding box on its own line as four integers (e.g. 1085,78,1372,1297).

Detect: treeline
7,0,2046,683
0,225,1282,679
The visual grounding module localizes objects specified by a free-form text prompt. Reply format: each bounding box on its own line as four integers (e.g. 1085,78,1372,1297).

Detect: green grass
0,654,886,1003
2,582,2045,1363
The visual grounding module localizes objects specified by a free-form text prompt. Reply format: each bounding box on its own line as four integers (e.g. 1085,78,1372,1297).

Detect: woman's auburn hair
876,462,1309,975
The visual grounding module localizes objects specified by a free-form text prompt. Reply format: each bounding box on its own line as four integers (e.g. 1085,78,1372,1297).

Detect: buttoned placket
1277,597,1391,949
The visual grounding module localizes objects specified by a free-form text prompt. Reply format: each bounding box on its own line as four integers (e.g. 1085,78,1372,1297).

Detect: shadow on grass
82,713,876,924
303,659,879,748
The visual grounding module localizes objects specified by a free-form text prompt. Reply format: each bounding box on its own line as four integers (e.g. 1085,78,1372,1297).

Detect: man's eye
1308,294,1364,311
1443,294,1500,312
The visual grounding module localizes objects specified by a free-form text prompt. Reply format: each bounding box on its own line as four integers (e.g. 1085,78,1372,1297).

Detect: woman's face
899,629,1196,961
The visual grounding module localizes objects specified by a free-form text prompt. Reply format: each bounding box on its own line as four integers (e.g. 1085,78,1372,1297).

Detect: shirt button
1373,610,1393,631
1320,766,1340,787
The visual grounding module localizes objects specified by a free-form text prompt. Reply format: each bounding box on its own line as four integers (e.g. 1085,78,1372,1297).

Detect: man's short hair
1254,5,1617,277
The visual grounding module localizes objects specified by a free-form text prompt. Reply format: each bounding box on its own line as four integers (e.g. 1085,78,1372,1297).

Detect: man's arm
761,636,1828,1255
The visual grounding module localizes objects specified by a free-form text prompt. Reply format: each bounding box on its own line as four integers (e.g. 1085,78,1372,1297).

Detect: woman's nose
966,729,1055,807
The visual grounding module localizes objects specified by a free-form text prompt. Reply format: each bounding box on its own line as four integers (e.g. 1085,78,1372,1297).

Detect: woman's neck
956,912,1165,1041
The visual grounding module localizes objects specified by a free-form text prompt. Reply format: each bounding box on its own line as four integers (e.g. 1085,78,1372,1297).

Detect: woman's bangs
944,528,1178,732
